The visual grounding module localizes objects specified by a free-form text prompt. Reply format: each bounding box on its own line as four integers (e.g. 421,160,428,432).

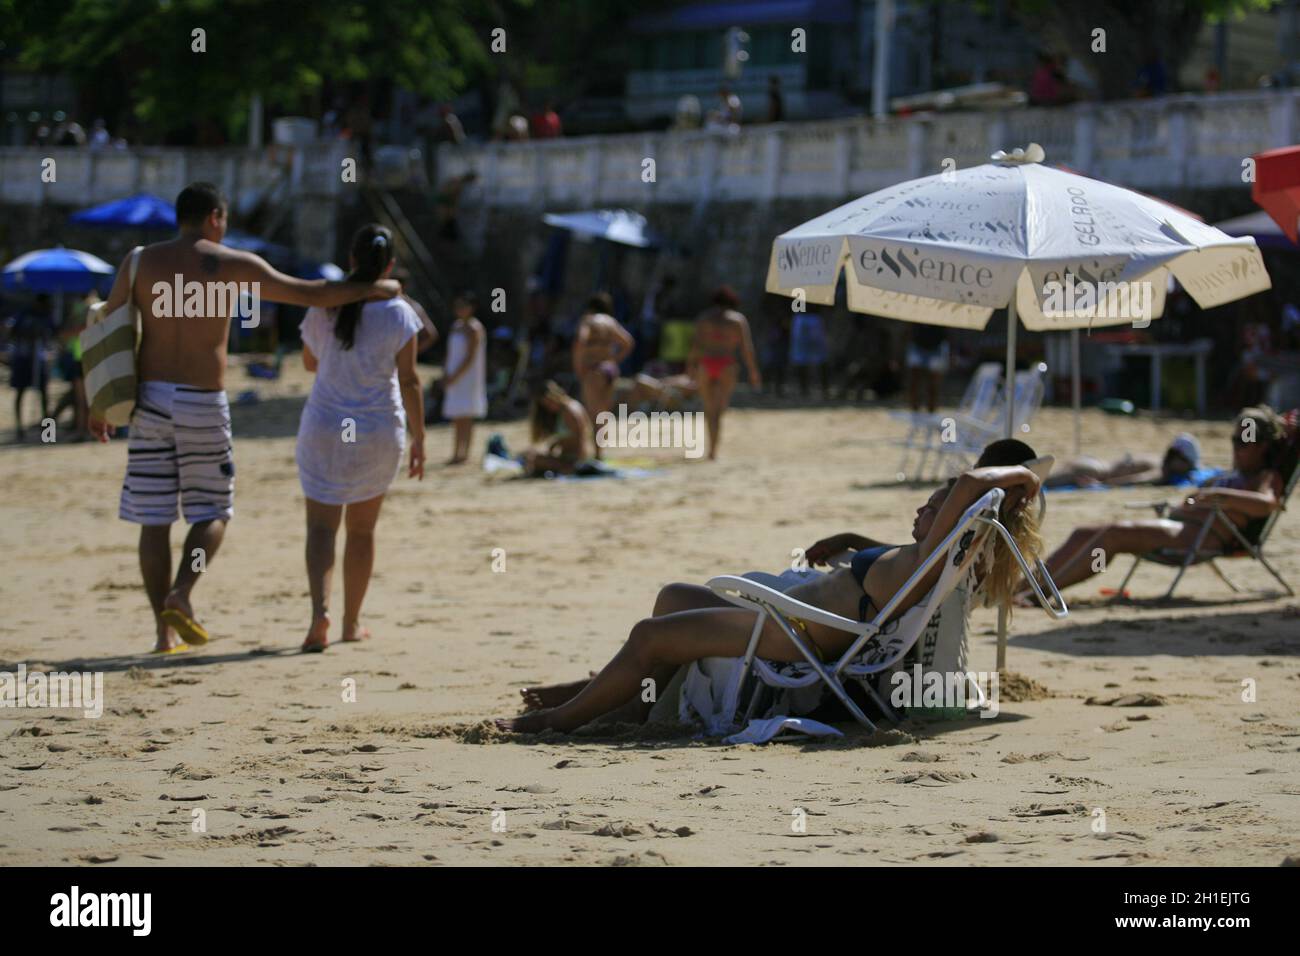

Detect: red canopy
1252,145,1300,244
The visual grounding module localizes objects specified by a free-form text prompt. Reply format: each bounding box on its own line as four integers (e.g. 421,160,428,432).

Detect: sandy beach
1,363,1297,867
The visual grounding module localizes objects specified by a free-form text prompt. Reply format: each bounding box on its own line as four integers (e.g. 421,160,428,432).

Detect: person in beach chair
498,446,1051,735
1022,406,1294,602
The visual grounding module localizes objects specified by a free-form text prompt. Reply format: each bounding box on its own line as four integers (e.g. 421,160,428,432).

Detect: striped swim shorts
119,381,235,526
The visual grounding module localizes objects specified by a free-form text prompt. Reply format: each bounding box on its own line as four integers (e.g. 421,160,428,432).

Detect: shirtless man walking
688,286,760,460
90,182,400,652
571,293,634,460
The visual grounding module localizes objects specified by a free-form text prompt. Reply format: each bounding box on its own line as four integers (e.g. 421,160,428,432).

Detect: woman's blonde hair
977,499,1043,614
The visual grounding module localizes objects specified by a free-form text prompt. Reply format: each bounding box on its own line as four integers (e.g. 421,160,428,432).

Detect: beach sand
1,364,1297,866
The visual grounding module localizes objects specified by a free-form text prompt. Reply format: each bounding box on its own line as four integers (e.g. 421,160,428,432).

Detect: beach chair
892,362,1002,481
705,488,1068,733
1115,411,1299,600
937,363,1048,475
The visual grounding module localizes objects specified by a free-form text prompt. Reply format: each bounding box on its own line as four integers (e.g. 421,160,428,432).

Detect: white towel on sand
724,716,843,745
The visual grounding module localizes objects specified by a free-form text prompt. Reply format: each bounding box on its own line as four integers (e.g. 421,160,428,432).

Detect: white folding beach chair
705,488,1068,733
937,362,1048,476
1115,416,1299,601
892,362,1002,481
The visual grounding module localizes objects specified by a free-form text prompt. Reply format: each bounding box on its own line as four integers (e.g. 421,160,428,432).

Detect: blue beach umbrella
295,260,346,281
69,192,176,230
223,230,297,269
542,209,661,249
2,247,115,294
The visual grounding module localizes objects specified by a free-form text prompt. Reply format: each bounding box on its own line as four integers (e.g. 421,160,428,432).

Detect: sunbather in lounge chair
1021,406,1287,600
518,438,1044,715
498,457,1043,734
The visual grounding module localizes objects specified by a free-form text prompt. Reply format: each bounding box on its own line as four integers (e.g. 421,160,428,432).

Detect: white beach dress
296,299,423,505
441,319,487,419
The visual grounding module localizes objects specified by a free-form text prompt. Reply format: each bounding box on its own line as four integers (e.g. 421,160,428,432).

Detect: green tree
2,0,495,141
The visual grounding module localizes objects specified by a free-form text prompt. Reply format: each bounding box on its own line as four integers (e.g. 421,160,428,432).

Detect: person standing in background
789,308,828,397
5,294,54,442
530,99,563,139
442,291,488,465
50,289,95,440
906,323,949,413
573,294,635,459
766,76,785,122
688,286,761,460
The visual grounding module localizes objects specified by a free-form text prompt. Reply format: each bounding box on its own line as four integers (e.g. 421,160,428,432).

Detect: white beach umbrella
766,145,1272,665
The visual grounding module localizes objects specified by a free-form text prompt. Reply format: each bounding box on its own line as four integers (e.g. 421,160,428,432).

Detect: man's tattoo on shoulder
201,253,219,275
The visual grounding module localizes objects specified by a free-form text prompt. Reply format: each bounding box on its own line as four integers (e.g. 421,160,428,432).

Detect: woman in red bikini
688,286,761,460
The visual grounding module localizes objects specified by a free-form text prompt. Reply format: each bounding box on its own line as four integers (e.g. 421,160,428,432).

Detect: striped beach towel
82,246,142,426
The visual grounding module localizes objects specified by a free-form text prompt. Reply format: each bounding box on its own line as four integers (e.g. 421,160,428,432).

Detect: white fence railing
1,89,1296,215
436,89,1300,208
0,141,353,213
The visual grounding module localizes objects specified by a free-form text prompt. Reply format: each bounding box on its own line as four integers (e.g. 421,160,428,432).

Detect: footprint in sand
891,770,973,786
1085,693,1166,707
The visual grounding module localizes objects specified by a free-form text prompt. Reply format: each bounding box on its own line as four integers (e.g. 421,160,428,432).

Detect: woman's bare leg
449,417,472,463
1035,520,1190,594
303,498,343,650
580,369,615,459
519,583,734,710
341,494,385,642
499,607,806,734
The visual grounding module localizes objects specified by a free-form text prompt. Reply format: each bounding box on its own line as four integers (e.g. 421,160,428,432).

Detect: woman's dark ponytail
334,223,394,350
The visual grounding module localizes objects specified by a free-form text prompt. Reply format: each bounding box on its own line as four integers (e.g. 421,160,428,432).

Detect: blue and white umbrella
295,260,346,281
69,192,176,230
3,247,115,294
542,209,660,249
223,229,298,269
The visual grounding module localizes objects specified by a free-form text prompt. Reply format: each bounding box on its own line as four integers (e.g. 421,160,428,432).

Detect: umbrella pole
997,301,1018,673
1071,328,1081,456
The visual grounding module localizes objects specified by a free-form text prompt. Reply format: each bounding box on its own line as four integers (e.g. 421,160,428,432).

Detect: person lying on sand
499,456,1042,734
616,372,696,412
1020,407,1286,602
1043,434,1200,489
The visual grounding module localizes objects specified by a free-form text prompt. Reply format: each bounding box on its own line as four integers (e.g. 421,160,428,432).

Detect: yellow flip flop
149,642,192,656
160,609,210,646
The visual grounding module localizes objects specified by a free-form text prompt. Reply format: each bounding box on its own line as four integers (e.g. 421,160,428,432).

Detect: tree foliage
1003,0,1277,99
2,0,646,139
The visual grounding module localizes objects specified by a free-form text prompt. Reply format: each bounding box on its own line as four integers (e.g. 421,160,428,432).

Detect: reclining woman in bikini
1020,406,1286,601
500,457,1042,734
517,438,1041,716
688,286,761,460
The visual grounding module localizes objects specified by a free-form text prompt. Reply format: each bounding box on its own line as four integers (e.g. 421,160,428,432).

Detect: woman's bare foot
445,456,467,466
153,619,183,653
302,613,330,653
341,620,371,643
519,674,595,711
495,709,554,734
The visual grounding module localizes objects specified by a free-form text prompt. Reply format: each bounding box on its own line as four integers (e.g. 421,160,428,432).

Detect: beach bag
81,246,143,426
